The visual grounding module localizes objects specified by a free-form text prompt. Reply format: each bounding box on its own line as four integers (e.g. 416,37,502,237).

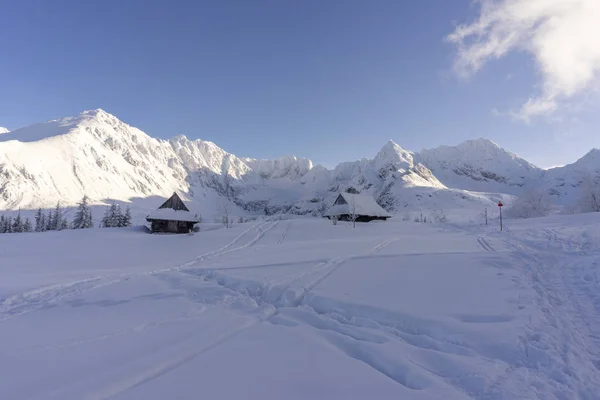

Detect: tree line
0,196,132,234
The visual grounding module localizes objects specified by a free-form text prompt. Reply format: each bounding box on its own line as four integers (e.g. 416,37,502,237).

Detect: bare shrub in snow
330,214,339,225
432,209,448,223
221,202,232,228
348,196,358,228
578,176,600,213
507,189,551,219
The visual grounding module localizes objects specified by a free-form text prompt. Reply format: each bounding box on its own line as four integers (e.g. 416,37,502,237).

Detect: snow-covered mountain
418,139,543,194
0,127,9,134
0,109,597,218
0,110,317,216
543,149,600,204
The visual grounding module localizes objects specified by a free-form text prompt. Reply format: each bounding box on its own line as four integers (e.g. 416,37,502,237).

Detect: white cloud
448,0,600,121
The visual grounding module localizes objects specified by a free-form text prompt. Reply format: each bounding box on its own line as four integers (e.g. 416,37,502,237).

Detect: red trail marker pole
498,202,503,231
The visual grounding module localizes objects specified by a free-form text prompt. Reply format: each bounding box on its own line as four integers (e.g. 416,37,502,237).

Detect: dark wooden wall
150,219,195,233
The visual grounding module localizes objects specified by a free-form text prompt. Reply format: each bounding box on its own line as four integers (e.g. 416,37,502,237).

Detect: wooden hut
323,193,391,222
146,192,200,233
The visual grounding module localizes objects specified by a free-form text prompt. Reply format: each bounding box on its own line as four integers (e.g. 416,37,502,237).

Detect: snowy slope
0,127,9,134
418,139,543,195
544,149,600,204
1,215,600,399
1,110,599,219
0,110,507,218
0,110,312,216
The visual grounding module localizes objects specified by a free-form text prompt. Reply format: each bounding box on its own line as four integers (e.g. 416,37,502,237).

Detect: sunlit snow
1,215,600,399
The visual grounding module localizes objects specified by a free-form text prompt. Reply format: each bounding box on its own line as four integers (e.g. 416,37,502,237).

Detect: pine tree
23,218,33,232
83,202,93,228
101,202,130,228
73,196,93,229
40,212,47,232
102,203,120,228
12,213,23,233
53,203,62,231
122,206,132,227
46,209,54,231
114,204,123,227
60,217,69,230
34,208,45,232
0,215,5,233
102,206,111,228
45,202,64,231
6,217,13,233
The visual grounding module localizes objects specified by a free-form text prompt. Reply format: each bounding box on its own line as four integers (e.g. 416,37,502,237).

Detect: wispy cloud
447,0,600,121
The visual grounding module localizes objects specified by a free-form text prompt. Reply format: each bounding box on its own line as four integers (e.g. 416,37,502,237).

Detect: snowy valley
2,110,600,399
1,215,600,399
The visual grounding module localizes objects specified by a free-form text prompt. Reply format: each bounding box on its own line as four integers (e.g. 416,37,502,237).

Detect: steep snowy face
0,127,9,134
0,110,189,208
320,141,462,213
0,110,535,216
373,140,414,172
373,140,443,188
243,156,313,181
563,148,600,173
0,110,318,211
544,149,600,203
418,138,542,194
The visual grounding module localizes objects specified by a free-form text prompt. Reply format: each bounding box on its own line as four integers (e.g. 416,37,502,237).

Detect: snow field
1,216,600,399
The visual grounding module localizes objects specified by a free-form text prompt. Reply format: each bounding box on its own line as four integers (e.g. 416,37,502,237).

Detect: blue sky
1,0,599,168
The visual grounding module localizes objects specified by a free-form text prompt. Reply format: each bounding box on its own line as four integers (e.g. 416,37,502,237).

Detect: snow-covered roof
146,208,200,223
323,193,391,217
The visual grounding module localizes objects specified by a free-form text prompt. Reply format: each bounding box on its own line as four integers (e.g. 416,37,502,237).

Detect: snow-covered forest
0,196,131,234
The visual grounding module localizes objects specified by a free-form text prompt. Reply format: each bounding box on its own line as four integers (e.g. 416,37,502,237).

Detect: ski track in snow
477,235,495,253
93,314,273,400
4,218,600,399
489,227,600,398
277,220,292,245
0,221,280,321
100,235,399,399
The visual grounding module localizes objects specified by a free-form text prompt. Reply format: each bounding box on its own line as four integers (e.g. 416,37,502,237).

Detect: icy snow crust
1,215,600,399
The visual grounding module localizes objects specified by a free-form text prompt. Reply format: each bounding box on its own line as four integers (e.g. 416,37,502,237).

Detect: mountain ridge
0,109,596,218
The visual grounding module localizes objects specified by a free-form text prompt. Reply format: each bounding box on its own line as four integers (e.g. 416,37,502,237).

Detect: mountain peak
374,139,414,170
569,148,600,171
456,138,500,150
0,127,9,134
0,109,129,144
583,148,600,157
81,108,110,117
379,139,409,153
78,108,120,124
